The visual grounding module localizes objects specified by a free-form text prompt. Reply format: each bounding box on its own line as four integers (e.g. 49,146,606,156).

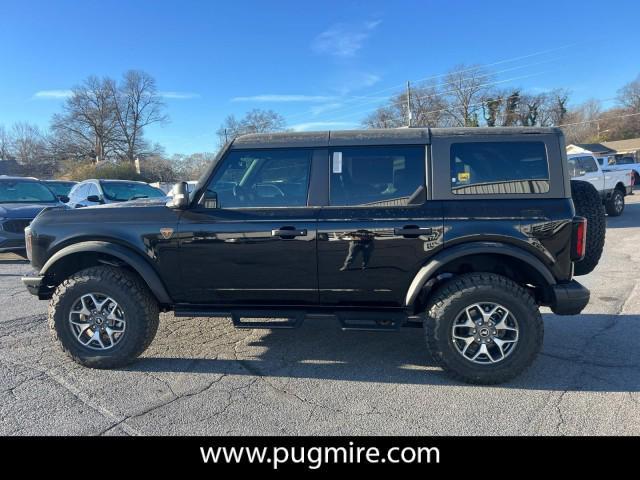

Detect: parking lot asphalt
1,196,639,436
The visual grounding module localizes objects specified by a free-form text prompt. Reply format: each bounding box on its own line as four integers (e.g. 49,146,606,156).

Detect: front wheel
424,273,543,384
605,189,625,216
48,266,160,368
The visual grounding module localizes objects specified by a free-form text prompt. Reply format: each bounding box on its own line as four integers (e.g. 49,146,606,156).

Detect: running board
174,307,422,331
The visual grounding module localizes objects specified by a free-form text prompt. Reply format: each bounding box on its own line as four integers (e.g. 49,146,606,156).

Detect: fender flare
404,241,556,307
40,241,172,305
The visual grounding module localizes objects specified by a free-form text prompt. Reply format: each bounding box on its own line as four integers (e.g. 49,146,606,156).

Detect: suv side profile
22,128,590,384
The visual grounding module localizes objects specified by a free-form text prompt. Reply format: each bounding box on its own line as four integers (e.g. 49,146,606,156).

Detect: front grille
1,219,32,234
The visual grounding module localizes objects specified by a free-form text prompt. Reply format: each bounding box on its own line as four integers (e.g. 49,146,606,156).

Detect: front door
177,148,318,306
317,145,443,308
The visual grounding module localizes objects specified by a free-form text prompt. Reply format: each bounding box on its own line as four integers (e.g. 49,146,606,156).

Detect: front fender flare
404,242,556,307
40,241,172,305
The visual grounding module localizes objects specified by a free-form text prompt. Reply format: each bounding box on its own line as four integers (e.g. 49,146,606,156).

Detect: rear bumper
550,280,590,315
626,185,633,195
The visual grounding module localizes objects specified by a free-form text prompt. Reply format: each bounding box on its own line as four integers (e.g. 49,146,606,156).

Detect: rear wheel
48,266,159,368
424,273,543,384
605,188,625,217
571,180,606,276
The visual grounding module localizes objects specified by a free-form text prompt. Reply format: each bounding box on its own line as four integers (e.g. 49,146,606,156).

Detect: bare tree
10,122,54,176
111,70,168,164
362,106,403,128
216,109,286,146
443,65,494,127
545,89,570,126
51,76,119,163
561,99,602,144
363,82,449,128
617,74,640,112
0,125,12,161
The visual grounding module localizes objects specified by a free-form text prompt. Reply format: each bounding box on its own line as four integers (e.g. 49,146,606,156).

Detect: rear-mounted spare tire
571,180,605,276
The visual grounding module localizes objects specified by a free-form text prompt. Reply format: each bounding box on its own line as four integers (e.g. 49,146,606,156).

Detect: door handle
272,226,307,238
394,225,433,237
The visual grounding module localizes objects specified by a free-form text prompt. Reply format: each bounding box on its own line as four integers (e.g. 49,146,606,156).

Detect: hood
88,197,169,209
0,202,62,219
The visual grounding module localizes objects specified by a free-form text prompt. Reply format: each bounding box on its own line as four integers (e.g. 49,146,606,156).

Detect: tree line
1,66,639,182
361,65,640,146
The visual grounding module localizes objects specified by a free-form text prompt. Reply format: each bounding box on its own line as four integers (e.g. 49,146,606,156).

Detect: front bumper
550,280,590,315
22,274,44,296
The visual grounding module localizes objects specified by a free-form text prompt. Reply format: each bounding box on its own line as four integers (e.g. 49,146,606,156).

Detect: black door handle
272,226,307,238
394,225,433,237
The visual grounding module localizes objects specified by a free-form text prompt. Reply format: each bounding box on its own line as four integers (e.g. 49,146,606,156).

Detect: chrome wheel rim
451,302,519,364
68,293,126,350
615,194,623,212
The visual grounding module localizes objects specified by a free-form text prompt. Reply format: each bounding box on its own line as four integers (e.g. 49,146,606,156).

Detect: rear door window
329,146,425,206
450,141,549,194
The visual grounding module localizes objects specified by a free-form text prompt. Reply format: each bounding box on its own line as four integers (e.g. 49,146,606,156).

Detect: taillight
571,217,587,261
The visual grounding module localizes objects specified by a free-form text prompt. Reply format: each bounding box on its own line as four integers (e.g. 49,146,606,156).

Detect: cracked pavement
1,195,639,435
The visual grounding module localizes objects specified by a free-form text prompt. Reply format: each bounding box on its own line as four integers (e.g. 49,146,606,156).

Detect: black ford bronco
22,127,594,384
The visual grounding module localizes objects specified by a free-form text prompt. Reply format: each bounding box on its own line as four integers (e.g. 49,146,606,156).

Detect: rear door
317,145,443,307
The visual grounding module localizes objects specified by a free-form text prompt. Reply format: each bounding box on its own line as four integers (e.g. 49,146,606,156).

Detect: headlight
24,226,32,261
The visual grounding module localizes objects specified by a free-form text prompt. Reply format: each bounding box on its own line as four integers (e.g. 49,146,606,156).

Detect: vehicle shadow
127,313,640,392
606,201,640,229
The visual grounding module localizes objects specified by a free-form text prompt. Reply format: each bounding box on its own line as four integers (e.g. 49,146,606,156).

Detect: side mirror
58,195,70,203
86,195,103,204
166,181,189,209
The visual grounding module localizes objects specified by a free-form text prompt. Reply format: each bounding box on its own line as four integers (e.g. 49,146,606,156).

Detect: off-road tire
48,266,159,368
605,188,625,217
571,179,606,276
424,273,543,384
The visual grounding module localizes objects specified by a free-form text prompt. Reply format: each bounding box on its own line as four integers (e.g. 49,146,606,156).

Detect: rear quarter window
450,141,550,195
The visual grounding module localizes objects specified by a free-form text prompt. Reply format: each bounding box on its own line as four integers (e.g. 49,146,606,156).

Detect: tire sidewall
430,284,542,381
51,274,148,366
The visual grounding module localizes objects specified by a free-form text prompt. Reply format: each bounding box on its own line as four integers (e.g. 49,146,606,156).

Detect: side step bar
174,308,424,331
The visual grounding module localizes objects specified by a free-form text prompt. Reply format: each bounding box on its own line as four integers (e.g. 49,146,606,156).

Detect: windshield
46,182,75,197
100,182,166,201
0,181,58,204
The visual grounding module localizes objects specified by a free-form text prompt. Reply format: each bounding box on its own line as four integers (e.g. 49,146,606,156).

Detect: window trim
324,144,428,209
197,147,316,210
431,135,566,200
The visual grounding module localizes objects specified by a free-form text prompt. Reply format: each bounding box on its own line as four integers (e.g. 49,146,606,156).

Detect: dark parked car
0,176,66,252
22,128,594,384
42,180,77,201
67,179,166,208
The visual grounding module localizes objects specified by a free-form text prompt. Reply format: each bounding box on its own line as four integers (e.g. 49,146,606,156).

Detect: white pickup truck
597,156,640,185
568,153,634,216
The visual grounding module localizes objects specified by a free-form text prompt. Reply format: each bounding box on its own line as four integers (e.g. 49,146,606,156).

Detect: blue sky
1,0,639,154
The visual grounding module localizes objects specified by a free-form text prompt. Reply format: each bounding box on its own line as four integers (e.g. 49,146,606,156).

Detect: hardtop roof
230,127,562,149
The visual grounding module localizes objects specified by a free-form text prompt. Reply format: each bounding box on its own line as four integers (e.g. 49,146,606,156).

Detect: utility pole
406,81,413,127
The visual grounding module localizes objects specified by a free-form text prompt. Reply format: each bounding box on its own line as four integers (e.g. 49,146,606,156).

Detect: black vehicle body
0,177,66,252
66,179,166,208
23,127,589,319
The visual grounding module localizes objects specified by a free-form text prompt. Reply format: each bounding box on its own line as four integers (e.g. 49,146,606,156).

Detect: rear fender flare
404,242,556,307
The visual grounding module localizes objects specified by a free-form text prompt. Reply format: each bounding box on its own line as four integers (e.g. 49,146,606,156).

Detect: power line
282,44,577,123
558,110,640,128
325,70,550,123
